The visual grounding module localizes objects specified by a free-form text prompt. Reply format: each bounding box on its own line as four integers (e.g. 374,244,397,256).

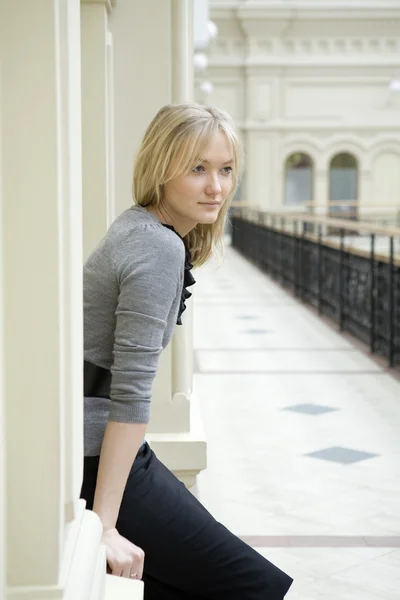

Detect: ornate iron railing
231,209,400,368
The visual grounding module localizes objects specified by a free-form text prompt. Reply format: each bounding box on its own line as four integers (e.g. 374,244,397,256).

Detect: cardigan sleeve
108,226,184,424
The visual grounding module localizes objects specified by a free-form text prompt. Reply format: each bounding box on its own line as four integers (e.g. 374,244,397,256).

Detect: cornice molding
211,1,400,26
80,0,117,13
211,3,400,41
212,1,400,15
208,57,400,68
239,120,400,132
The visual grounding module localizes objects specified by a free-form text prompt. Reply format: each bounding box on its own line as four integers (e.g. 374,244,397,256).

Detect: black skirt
81,443,293,600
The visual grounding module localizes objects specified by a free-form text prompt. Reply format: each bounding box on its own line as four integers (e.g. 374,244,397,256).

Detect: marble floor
191,243,400,600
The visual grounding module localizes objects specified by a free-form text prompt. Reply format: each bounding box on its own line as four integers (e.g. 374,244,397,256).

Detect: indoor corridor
192,243,400,600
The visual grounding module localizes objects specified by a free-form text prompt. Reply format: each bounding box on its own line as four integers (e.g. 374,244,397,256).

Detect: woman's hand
102,528,145,579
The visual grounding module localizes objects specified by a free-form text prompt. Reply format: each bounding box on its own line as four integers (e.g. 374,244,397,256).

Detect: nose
205,174,222,196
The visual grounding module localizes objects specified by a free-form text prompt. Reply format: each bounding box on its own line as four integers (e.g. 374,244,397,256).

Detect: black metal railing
231,210,400,368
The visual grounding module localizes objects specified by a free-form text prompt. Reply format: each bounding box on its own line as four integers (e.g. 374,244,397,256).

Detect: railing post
300,221,306,301
317,225,323,315
369,233,376,354
338,228,345,331
293,220,298,296
268,214,273,275
388,236,394,367
261,212,267,273
279,217,284,282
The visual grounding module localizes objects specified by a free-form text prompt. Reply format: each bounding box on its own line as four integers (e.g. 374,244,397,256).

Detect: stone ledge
105,575,143,600
146,435,207,488
146,393,207,487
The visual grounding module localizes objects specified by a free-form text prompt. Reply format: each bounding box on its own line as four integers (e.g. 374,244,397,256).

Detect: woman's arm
93,421,147,578
93,421,147,530
88,226,185,578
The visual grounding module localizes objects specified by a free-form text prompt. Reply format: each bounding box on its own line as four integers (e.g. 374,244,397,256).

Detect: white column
79,2,144,597
170,0,193,432
81,0,115,261
149,0,194,435
0,47,6,600
171,0,193,103
358,169,371,218
148,0,206,488
314,169,329,216
246,131,273,209
109,0,206,487
110,0,173,217
2,0,66,587
0,1,106,598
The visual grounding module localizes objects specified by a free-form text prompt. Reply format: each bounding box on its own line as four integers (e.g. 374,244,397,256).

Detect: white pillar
110,0,173,217
170,0,194,431
79,3,144,596
149,0,194,435
171,0,193,103
314,169,329,216
110,0,206,488
81,0,116,261
0,47,6,600
0,1,105,597
246,131,273,209
148,0,206,488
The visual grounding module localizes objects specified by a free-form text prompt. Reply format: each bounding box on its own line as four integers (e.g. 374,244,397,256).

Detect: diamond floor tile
305,446,379,465
242,329,272,334
236,315,259,320
284,403,338,416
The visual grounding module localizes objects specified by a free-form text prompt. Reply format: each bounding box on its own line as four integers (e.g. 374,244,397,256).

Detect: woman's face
161,129,234,236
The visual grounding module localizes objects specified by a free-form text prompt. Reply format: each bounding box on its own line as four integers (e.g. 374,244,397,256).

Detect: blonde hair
132,103,242,267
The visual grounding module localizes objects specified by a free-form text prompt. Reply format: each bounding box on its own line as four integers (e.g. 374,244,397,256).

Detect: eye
222,166,233,174
192,165,205,173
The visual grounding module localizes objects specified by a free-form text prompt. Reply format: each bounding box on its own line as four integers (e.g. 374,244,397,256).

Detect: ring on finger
130,572,137,579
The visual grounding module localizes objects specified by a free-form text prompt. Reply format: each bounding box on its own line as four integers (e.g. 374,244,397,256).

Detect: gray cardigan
83,205,185,456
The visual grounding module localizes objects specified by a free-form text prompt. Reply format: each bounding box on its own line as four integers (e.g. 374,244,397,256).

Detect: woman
81,103,293,599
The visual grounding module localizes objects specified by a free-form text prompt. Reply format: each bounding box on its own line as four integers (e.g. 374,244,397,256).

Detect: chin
196,205,222,225
197,213,220,225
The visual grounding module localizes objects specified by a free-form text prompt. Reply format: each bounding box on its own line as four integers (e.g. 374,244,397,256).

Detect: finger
111,566,123,577
136,555,145,581
121,564,133,579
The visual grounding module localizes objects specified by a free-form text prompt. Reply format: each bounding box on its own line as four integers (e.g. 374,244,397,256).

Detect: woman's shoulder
107,205,185,265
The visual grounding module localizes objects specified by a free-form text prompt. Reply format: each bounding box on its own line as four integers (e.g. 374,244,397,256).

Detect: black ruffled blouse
162,224,196,325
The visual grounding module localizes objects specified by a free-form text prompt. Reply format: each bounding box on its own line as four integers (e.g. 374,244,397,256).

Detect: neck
146,204,196,238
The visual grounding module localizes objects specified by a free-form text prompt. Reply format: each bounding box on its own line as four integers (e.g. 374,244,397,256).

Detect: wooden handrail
303,201,400,209
236,207,400,237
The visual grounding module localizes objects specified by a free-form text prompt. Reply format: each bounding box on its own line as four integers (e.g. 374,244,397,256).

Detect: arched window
284,153,313,207
329,153,358,217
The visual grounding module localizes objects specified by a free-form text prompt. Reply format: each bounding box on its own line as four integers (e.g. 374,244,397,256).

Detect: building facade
199,0,400,222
